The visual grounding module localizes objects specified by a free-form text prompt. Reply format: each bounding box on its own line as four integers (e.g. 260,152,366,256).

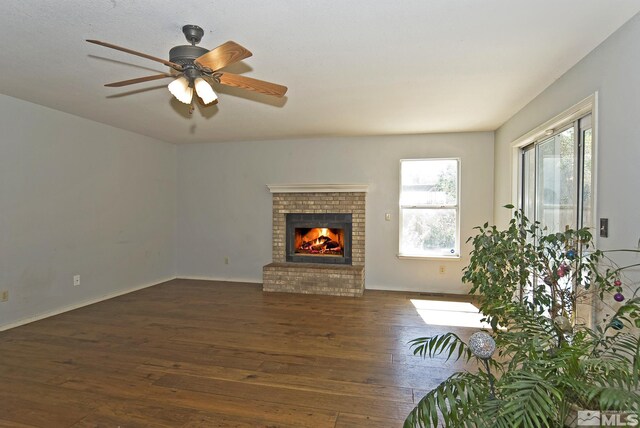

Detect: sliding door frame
510,93,598,238
510,93,598,326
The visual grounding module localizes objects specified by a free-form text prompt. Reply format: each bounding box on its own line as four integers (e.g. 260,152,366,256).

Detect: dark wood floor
0,279,476,427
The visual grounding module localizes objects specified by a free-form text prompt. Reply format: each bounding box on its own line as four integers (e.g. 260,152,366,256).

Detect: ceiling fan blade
195,41,252,72
104,74,174,87
218,72,288,98
86,39,183,71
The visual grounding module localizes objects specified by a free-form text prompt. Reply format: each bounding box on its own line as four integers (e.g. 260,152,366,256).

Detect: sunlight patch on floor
410,299,491,329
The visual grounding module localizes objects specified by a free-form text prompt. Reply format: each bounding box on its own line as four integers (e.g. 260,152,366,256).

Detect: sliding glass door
521,114,593,233
519,114,594,313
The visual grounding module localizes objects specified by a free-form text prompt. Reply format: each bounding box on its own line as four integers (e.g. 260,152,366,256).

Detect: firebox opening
294,227,344,257
285,213,352,265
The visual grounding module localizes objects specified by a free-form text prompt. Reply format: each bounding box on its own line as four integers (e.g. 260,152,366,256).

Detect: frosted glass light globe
195,78,218,104
168,76,193,104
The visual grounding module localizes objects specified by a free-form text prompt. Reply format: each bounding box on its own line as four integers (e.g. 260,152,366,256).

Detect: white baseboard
0,277,176,332
178,276,467,293
364,282,471,294
176,275,262,285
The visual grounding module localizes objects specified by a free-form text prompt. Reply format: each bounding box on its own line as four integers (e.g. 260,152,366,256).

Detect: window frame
519,115,592,231
511,94,598,237
398,158,461,259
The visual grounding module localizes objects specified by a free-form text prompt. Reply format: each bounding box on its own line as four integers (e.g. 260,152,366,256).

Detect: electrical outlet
73,275,81,286
224,257,229,265
0,290,8,302
439,265,446,275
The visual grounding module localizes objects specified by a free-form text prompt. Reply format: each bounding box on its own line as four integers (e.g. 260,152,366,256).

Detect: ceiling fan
87,25,288,112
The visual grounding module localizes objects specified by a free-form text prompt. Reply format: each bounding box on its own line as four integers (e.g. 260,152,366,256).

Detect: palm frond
408,333,473,363
584,386,640,411
494,371,563,428
404,372,491,428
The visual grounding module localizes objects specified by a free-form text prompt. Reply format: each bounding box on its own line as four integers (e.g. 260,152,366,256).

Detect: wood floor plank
257,359,455,391
0,381,95,427
69,402,193,428
0,279,475,427
139,337,395,370
134,387,339,427
335,413,406,428
0,419,40,428
141,358,414,402
153,372,415,420
170,331,394,363
179,415,299,428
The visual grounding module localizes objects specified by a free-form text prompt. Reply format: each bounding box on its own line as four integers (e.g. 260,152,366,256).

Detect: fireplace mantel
266,184,369,193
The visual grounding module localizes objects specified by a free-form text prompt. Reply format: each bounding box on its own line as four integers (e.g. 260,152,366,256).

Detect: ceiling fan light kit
194,77,218,104
167,76,193,104
87,24,287,112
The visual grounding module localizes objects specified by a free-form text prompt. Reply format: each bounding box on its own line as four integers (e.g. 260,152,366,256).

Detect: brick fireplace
263,184,367,297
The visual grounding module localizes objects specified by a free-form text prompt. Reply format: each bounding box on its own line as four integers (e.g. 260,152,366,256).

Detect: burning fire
296,227,344,256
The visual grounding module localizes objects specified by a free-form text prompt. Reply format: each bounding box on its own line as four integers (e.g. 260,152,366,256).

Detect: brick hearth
263,263,365,297
262,185,367,297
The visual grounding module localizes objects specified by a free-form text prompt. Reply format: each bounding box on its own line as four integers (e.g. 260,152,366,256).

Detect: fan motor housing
169,45,209,66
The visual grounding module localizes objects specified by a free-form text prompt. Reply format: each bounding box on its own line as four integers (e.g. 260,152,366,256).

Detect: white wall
495,12,640,250
176,133,494,293
0,94,176,329
494,14,640,292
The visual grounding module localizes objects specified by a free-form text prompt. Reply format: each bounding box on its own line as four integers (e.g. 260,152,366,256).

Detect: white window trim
397,158,461,259
510,93,598,239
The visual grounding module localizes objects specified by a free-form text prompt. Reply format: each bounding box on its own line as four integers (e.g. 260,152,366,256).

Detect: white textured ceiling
1,1,639,144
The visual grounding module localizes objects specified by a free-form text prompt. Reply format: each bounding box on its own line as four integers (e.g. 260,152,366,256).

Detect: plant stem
483,359,496,400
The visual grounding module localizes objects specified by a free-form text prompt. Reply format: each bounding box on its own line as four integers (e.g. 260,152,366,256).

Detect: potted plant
405,207,640,427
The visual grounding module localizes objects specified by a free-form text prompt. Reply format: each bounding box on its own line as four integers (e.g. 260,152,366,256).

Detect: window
399,159,460,257
520,113,593,232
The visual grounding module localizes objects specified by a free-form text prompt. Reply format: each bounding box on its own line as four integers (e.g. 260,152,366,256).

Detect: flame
295,227,344,255
312,228,329,245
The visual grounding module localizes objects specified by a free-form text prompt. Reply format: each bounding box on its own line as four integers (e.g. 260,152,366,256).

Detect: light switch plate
599,218,609,238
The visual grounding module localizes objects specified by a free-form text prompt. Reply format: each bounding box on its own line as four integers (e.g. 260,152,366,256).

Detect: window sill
397,254,461,261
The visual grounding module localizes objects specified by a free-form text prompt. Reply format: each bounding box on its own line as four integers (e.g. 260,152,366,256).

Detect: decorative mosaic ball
614,292,625,302
610,318,624,330
557,268,565,277
566,249,576,259
614,279,622,287
468,332,496,360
